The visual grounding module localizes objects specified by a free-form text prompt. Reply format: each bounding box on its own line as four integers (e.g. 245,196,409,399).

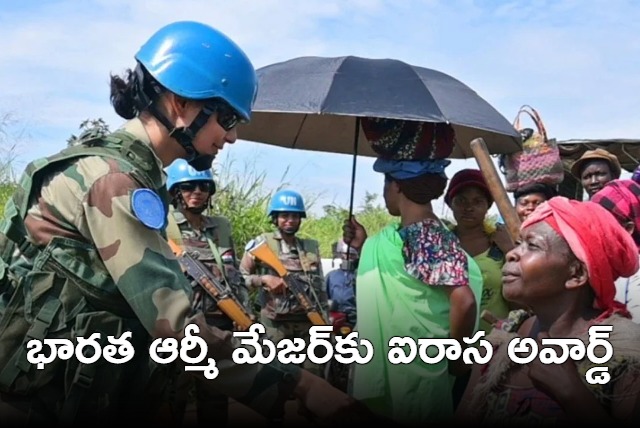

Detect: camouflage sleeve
235,280,251,311
218,262,251,311
225,219,238,267
208,217,251,308
211,215,234,256
39,157,304,416
230,238,241,270
77,169,193,338
239,247,262,288
220,217,240,269
184,313,302,417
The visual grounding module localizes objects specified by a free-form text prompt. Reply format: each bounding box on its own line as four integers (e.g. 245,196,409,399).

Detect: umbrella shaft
348,118,360,218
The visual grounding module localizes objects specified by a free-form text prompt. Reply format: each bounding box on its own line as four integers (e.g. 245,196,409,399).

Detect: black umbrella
237,55,521,214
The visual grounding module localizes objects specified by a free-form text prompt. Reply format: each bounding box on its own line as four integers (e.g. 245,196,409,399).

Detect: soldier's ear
166,93,191,119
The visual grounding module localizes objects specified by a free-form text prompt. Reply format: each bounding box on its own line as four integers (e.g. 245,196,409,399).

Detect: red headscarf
522,196,639,317
591,179,640,250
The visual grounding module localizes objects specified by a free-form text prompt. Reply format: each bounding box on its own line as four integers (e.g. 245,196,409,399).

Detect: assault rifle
168,239,254,330
245,238,328,326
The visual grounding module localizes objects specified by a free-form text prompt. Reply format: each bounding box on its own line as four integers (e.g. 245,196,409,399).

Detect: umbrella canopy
238,55,522,158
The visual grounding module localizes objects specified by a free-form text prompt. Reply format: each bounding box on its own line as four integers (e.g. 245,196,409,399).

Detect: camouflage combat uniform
170,208,249,328
240,231,328,377
0,119,299,426
168,208,251,426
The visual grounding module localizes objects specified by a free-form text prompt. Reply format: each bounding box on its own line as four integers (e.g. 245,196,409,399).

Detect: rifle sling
205,235,230,286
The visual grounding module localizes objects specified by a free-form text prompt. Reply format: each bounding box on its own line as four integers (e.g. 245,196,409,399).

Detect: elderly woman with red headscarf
592,179,640,322
455,196,640,425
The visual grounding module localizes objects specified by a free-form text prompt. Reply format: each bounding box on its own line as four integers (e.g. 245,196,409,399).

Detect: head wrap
362,117,456,160
373,158,450,180
522,196,639,317
444,168,493,206
570,148,622,179
591,179,640,250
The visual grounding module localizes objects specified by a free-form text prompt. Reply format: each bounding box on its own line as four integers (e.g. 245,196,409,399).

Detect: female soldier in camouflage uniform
164,158,251,427
241,189,328,378
241,190,329,426
0,20,367,426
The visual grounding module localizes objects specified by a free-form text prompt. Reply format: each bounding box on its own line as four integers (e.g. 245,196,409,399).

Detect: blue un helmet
165,158,215,194
134,21,258,170
268,190,306,218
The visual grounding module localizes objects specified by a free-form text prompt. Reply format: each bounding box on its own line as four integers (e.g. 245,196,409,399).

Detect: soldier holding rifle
164,158,253,427
0,21,373,427
240,190,329,425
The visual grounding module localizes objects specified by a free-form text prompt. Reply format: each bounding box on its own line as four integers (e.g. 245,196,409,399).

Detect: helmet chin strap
279,226,299,236
176,193,209,215
186,205,207,215
134,63,215,171
270,214,300,236
148,103,215,171
188,154,216,171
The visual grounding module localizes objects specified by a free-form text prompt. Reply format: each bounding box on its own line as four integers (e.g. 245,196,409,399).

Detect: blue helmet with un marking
268,190,306,218
135,21,258,121
165,158,214,193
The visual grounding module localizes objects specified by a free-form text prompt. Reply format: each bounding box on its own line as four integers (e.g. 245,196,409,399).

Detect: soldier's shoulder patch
131,188,166,230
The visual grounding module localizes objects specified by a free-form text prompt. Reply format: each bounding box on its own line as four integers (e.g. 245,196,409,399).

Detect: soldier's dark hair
110,64,165,120
390,173,447,204
110,68,139,119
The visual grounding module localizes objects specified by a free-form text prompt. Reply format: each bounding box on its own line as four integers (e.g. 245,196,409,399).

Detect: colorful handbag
362,117,455,160
501,105,564,192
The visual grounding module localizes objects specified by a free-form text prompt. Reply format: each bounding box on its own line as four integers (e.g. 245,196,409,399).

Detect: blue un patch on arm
131,188,166,230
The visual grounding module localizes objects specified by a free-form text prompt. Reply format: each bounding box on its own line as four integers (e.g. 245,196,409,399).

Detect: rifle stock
306,311,327,326
245,238,328,326
246,240,288,277
168,239,254,330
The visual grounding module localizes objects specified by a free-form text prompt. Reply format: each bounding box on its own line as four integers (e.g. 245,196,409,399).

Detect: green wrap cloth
351,222,483,424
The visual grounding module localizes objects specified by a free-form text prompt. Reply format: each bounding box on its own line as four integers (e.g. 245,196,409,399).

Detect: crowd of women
343,145,640,425
1,18,639,428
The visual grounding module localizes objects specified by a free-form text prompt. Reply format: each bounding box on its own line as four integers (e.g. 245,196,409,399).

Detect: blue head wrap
373,158,451,180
